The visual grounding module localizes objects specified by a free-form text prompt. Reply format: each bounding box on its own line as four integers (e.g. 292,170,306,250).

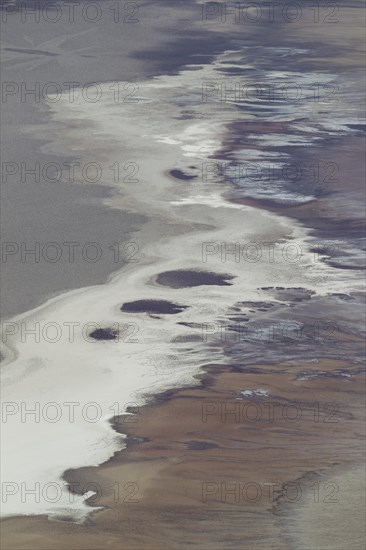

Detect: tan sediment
2,358,365,549
283,463,366,550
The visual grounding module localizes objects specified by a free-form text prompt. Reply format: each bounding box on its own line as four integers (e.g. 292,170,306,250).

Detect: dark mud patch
155,270,235,288
89,328,119,341
238,301,277,312
186,440,219,451
172,334,203,343
260,287,315,303
169,169,197,181
121,299,188,315
328,293,354,301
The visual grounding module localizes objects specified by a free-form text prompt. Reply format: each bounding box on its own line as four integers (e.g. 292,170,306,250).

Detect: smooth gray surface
0,0,217,318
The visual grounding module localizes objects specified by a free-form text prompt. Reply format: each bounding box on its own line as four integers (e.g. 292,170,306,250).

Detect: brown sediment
280,464,366,550
2,357,365,549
